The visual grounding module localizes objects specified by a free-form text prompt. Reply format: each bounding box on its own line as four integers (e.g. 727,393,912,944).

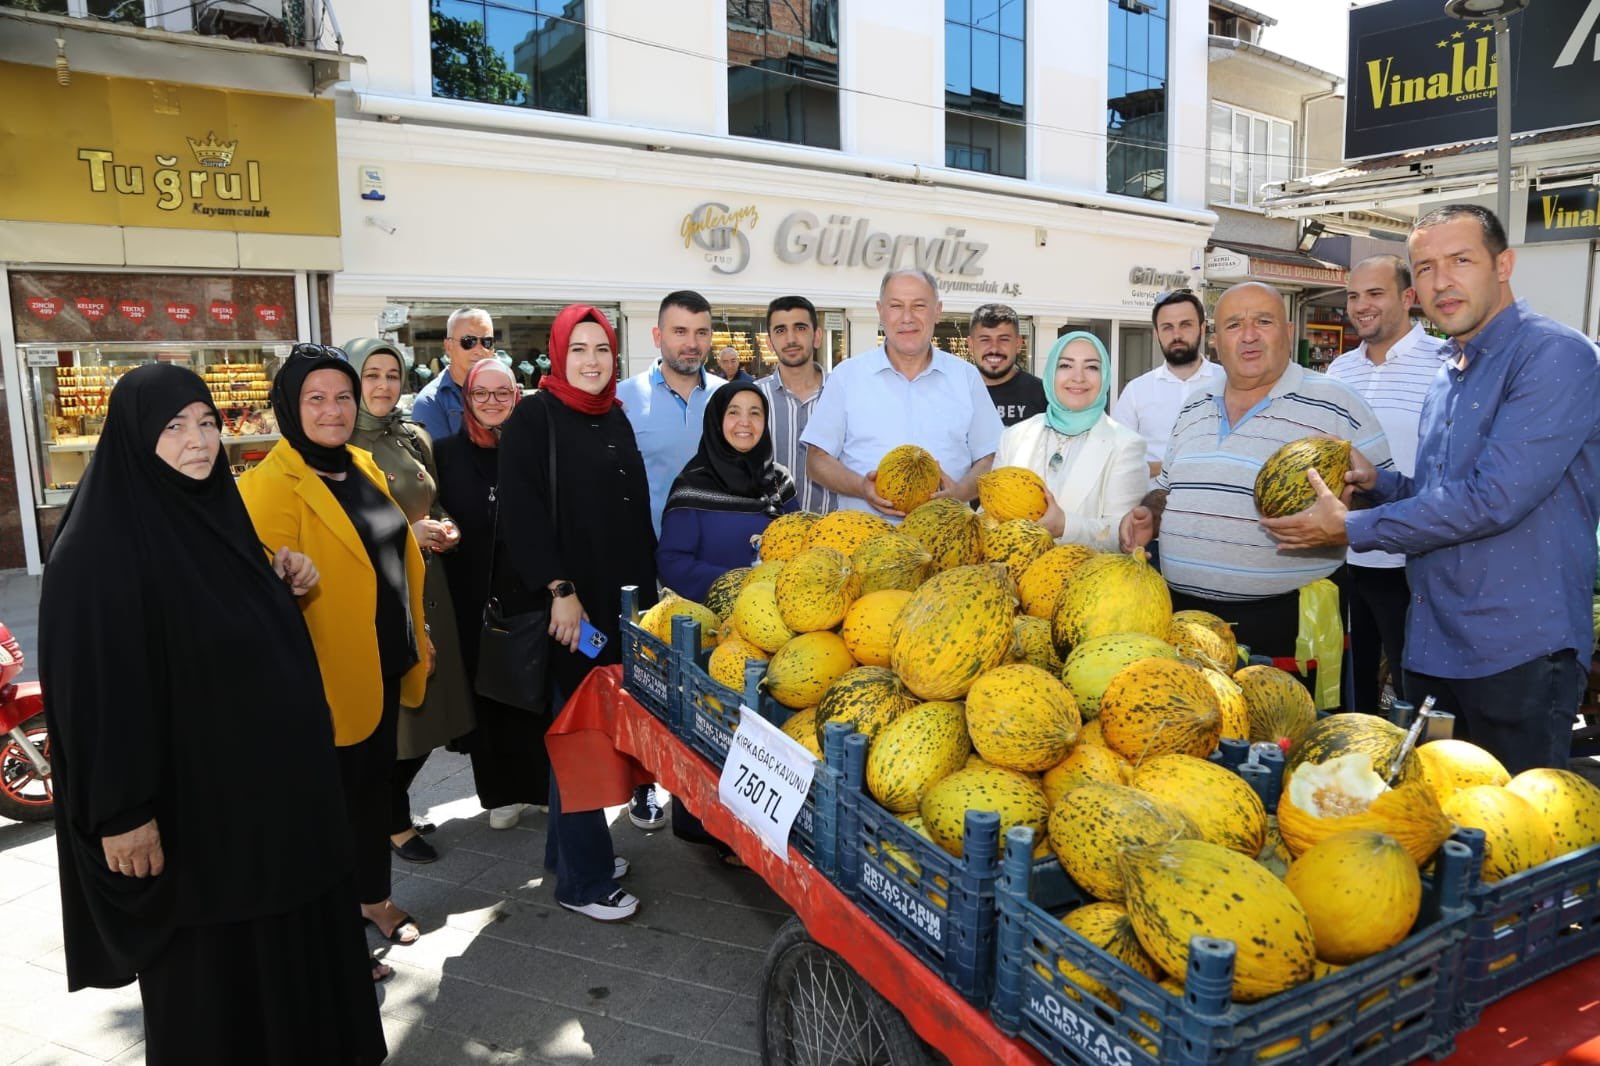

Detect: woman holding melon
992,332,1147,551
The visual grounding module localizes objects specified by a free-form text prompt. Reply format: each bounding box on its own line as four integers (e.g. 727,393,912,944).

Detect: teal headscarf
1044,331,1111,437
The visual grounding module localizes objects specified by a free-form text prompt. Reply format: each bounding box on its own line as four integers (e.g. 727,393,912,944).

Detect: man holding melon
1118,281,1391,705
1262,204,1600,774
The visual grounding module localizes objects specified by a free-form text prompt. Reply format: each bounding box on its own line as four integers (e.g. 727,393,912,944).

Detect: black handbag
474,407,557,713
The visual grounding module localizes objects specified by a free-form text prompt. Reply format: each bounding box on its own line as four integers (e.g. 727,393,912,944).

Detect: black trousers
389,753,429,836
1344,564,1411,713
335,677,400,906
1406,649,1587,775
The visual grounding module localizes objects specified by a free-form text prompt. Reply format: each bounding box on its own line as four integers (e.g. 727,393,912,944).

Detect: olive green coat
350,416,475,758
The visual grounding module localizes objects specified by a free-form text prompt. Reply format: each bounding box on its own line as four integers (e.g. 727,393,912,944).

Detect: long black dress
39,364,383,1065
435,426,554,808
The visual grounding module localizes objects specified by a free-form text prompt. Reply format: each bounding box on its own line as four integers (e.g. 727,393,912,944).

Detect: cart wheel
0,713,53,822
758,918,935,1066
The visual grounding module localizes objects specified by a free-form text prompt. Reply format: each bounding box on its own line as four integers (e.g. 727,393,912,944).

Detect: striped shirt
1156,362,1392,601
1326,324,1451,569
755,366,839,515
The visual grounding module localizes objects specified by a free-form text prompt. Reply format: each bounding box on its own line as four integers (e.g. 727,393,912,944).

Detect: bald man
1120,282,1392,677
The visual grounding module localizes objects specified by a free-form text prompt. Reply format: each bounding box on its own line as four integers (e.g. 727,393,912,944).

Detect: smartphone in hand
577,618,609,659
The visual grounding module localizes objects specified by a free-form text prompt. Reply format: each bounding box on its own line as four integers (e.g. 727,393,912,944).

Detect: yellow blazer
239,439,427,746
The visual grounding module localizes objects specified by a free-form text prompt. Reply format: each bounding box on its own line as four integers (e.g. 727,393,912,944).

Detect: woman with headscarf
993,332,1147,552
239,344,429,957
494,305,657,922
347,337,475,865
433,359,552,830
40,363,385,1064
656,383,797,601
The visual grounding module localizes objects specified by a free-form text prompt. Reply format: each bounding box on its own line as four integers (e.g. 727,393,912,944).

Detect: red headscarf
462,358,520,449
542,304,621,416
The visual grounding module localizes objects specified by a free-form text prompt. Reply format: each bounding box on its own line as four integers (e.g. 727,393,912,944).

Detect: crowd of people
35,203,1600,1062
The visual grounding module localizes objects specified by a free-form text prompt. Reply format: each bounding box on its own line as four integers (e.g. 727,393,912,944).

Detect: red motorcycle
0,623,51,821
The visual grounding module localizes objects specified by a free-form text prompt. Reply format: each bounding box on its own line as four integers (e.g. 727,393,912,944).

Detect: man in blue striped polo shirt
1120,282,1391,679
1327,255,1450,712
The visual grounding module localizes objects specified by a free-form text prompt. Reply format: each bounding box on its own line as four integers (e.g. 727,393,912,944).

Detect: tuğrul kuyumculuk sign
1345,0,1600,160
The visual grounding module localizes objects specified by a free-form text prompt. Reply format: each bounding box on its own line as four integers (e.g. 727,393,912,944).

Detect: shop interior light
1443,0,1529,17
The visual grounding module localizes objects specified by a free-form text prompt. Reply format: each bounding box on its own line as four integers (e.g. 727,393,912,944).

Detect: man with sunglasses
411,307,499,441
1111,289,1225,480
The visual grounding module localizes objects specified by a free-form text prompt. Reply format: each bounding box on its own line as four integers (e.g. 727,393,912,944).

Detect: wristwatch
551,581,576,598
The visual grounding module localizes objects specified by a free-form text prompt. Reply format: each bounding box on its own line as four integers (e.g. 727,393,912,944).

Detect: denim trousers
542,685,622,906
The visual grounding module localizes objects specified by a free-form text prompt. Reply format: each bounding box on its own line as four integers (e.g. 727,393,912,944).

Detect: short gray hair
446,306,492,336
878,269,940,301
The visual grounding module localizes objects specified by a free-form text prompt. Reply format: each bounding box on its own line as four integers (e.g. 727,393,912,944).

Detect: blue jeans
542,686,622,906
1405,649,1586,775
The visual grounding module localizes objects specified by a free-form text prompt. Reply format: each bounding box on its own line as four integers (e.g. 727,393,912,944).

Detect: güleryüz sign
681,201,990,278
1345,0,1600,159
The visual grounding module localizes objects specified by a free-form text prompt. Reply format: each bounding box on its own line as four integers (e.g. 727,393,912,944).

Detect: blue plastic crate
991,829,1476,1066
1447,828,1600,1027
618,585,675,722
672,621,840,877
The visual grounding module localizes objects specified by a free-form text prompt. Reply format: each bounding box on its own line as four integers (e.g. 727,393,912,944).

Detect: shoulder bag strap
485,397,559,610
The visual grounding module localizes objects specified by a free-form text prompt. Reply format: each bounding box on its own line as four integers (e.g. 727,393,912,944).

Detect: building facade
328,0,1216,394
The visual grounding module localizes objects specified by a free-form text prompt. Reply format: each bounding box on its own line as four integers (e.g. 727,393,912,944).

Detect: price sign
717,706,815,860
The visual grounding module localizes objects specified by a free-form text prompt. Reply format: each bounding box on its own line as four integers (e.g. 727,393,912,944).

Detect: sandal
371,956,394,982
363,906,421,945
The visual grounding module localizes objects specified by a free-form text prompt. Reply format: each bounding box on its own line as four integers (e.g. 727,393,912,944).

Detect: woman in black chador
39,363,385,1064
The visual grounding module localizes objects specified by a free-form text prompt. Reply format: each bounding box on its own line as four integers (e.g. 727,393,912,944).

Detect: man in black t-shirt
972,302,1046,426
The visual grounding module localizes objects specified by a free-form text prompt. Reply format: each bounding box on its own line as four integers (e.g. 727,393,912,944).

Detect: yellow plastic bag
1296,578,1343,711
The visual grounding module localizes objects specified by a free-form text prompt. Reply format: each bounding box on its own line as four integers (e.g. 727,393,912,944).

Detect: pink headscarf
462,359,520,449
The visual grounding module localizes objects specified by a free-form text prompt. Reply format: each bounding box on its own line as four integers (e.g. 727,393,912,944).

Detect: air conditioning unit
194,0,289,44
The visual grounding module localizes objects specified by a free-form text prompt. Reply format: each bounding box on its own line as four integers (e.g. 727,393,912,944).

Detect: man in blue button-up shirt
1264,205,1600,773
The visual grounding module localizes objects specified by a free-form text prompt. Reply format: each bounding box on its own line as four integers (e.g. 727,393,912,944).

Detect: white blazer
994,413,1149,552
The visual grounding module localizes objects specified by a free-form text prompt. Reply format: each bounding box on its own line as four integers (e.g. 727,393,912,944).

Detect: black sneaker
628,784,666,830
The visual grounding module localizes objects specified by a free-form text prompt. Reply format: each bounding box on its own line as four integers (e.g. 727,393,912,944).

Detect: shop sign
11,271,299,345
1249,260,1347,286
680,201,1004,288
1526,185,1600,244
0,61,339,237
1122,265,1195,309
1345,0,1600,159
1205,250,1251,279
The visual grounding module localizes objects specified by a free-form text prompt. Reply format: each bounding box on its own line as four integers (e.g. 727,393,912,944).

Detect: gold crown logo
186,131,237,168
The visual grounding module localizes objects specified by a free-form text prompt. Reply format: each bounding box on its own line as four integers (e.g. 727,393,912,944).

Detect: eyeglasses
1152,288,1196,312
469,387,517,404
289,342,349,362
453,334,496,351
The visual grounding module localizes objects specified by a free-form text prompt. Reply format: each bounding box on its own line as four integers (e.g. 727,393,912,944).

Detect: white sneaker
489,803,526,830
560,889,639,922
614,856,630,879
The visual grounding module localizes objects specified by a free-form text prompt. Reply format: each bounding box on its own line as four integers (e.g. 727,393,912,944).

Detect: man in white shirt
1326,254,1451,712
1111,289,1226,479
801,270,1003,515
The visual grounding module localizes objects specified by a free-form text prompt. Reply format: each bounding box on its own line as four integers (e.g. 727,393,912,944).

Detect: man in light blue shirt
1264,205,1600,773
411,307,498,441
616,291,727,536
801,270,1003,516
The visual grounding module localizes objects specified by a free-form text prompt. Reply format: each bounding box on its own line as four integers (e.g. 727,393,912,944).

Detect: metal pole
1495,15,1513,226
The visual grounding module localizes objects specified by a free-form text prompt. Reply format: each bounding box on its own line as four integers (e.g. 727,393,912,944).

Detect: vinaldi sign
1345,0,1600,159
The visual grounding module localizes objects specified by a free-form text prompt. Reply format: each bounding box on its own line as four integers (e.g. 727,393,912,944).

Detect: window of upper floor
944,0,1025,179
430,0,586,115
1208,101,1293,209
727,0,840,150
1107,0,1168,202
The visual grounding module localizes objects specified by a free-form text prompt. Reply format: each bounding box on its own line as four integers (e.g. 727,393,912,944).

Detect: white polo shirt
1111,358,1228,469
800,346,1004,516
1326,324,1451,569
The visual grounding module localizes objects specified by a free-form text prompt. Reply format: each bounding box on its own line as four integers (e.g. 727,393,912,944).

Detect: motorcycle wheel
0,713,53,822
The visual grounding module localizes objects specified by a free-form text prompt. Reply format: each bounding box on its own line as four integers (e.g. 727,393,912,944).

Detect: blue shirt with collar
1346,299,1600,678
615,363,726,535
799,345,1003,516
409,370,464,442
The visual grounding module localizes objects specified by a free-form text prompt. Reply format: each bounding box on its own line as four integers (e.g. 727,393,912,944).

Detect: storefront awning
1205,242,1346,287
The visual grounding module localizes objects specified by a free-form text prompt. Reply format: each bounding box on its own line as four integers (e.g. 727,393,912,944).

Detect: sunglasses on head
453,334,496,351
1152,288,1196,312
289,342,349,362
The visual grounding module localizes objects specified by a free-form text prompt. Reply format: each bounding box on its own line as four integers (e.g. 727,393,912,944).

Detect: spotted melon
1443,785,1556,882
1017,544,1099,619
1277,752,1453,865
839,589,912,667
1051,549,1172,652
704,567,752,622
920,764,1050,859
764,632,856,709
865,700,970,813
850,532,933,595
1132,753,1267,856
965,663,1082,772
1011,616,1063,674
759,512,819,561
1061,633,1179,720
813,666,916,748
1505,768,1600,856
977,465,1049,522
1049,782,1198,901
1236,665,1317,750
875,444,942,513
1097,657,1222,765
1285,829,1422,964
890,564,1015,701
1254,437,1352,518
806,509,892,555
1414,740,1510,805
982,519,1055,586
900,498,985,572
